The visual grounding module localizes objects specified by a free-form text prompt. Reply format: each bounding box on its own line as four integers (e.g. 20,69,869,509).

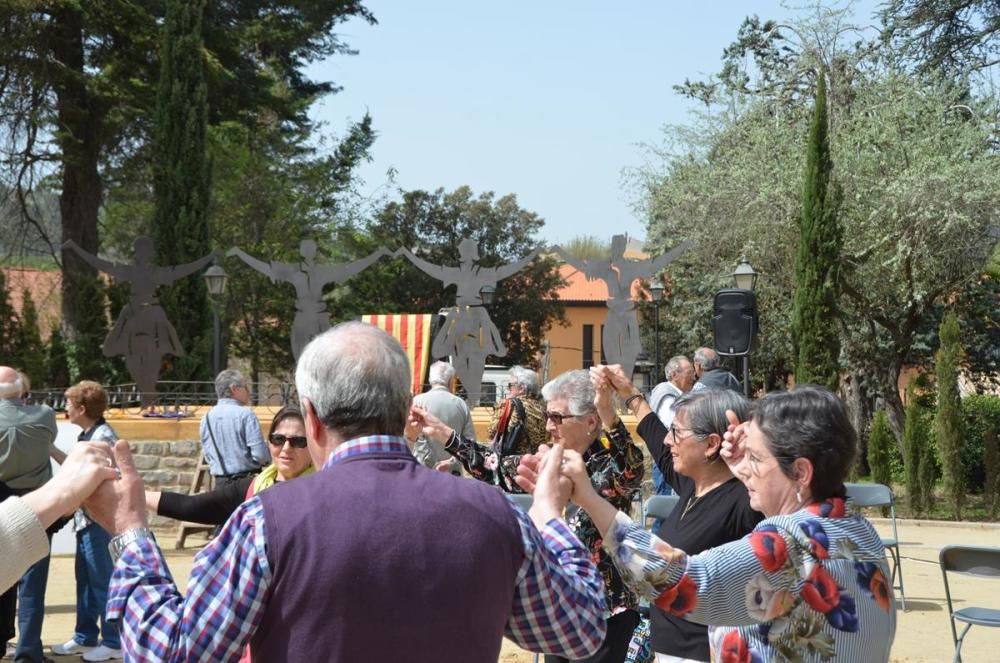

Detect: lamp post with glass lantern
203,260,228,377
649,278,665,385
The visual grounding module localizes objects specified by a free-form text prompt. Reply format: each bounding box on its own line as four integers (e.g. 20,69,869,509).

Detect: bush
960,395,1000,492
868,410,894,516
903,383,931,516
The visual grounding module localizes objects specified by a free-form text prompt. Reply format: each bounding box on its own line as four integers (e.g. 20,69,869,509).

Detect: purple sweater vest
251,450,524,663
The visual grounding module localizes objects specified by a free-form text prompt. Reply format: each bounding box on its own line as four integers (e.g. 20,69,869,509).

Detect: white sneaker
4,642,14,659
51,639,95,656
81,645,123,662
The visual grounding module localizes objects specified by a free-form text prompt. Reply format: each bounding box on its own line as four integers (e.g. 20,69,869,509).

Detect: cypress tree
0,271,17,359
868,410,894,516
71,274,109,381
934,310,965,520
792,70,843,390
14,289,46,386
47,328,71,389
150,0,213,381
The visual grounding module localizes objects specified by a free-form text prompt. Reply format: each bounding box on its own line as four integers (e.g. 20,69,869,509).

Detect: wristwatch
108,527,156,563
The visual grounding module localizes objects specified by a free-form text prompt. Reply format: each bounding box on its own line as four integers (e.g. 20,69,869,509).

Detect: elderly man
410,361,474,475
691,346,742,393
0,366,59,663
87,322,607,662
199,369,269,488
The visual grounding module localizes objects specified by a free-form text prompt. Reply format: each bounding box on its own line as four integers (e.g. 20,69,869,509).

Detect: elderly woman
489,365,547,455
539,385,896,663
410,368,645,663
52,381,122,661
147,406,313,525
592,365,762,663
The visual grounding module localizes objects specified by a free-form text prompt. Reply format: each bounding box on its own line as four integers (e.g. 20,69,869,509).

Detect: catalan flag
361,313,434,395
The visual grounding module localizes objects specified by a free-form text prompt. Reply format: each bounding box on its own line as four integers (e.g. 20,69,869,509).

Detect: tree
984,426,1000,520
150,0,212,381
868,410,895,513
561,235,609,260
792,70,842,390
13,289,46,386
903,379,930,515
46,328,70,389
0,271,18,361
881,0,1000,75
339,187,567,367
0,1,374,365
934,310,965,519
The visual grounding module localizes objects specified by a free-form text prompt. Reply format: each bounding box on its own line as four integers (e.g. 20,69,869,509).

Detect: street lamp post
203,260,229,377
731,256,757,397
649,278,665,385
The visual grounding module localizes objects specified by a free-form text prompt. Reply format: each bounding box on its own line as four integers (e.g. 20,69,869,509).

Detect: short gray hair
674,389,750,441
296,321,412,439
508,365,540,397
664,355,690,380
541,369,596,416
694,347,720,370
215,369,246,399
427,361,455,387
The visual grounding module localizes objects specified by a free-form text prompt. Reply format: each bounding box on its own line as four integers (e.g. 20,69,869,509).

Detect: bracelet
624,394,644,411
108,527,156,563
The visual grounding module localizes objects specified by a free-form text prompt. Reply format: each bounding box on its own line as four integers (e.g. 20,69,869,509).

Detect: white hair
296,321,412,439
541,369,596,416
214,369,246,399
427,361,455,387
507,365,540,397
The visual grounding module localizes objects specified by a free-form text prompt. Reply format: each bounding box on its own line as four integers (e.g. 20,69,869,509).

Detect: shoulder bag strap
204,412,230,477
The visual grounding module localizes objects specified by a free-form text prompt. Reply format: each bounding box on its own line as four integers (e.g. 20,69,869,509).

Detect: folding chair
845,482,905,610
643,495,680,528
939,545,1000,663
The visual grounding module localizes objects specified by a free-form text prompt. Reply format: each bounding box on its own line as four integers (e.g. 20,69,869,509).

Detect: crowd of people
0,326,898,663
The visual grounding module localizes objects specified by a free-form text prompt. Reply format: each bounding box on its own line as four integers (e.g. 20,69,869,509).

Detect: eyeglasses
545,411,579,425
668,424,696,442
268,433,308,449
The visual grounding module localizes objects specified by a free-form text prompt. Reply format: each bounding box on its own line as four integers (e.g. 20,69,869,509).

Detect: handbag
624,615,654,663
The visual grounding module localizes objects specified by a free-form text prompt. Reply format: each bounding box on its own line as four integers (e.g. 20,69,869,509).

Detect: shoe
81,645,122,662
51,639,94,656
3,642,13,659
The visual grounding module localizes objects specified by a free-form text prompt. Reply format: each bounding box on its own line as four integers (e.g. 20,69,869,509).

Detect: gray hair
541,369,596,416
427,361,455,387
674,389,750,461
694,347,720,370
752,385,856,501
215,369,246,399
508,365,540,397
296,321,412,439
0,375,23,399
664,355,690,380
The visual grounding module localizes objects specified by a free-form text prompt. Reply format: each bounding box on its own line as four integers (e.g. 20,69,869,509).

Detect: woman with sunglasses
146,405,314,526
409,368,645,663
592,365,762,663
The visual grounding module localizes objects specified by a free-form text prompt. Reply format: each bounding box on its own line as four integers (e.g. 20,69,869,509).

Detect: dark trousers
545,609,640,663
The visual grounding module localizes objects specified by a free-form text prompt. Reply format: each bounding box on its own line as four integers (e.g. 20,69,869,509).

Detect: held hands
720,409,748,468
83,440,149,535
515,446,598,514
589,364,634,400
48,442,119,512
514,443,572,527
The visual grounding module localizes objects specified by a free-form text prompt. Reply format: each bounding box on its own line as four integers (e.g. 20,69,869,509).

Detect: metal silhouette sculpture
397,239,539,406
228,240,391,360
63,237,218,404
555,234,694,377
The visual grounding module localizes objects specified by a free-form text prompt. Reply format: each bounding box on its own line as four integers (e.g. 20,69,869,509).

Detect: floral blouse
446,419,646,616
604,497,896,662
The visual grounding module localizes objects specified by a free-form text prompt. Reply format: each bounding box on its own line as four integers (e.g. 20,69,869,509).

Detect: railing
25,381,298,415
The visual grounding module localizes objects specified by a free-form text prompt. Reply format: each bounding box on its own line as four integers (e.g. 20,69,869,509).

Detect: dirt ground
13,518,1000,663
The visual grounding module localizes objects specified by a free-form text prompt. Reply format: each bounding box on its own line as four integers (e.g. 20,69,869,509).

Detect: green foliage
903,380,932,515
934,311,965,519
792,71,842,391
983,426,1000,520
868,411,895,516
0,271,17,360
959,395,1000,492
13,290,45,386
69,274,108,382
881,0,1000,75
46,328,70,389
561,235,609,260
339,186,567,367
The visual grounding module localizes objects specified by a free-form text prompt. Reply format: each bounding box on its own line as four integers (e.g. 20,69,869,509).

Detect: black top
157,476,254,526
637,412,763,660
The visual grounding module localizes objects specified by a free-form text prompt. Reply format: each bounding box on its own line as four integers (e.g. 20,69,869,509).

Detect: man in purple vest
86,321,608,662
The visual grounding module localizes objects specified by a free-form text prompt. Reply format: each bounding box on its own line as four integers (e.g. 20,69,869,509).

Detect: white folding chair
844,482,905,610
939,545,1000,663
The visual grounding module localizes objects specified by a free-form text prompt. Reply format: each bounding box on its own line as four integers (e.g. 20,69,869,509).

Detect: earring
796,489,803,505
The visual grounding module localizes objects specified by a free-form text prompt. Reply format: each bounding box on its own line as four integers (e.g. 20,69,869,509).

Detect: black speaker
713,289,756,356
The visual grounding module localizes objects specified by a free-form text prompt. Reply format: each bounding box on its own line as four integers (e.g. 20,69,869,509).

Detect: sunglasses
545,411,579,425
268,433,308,449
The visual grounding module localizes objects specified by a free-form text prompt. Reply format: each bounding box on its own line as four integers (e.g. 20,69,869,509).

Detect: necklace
681,494,702,519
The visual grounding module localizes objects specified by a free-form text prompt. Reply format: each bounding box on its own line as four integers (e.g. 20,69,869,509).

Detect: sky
308,1,882,246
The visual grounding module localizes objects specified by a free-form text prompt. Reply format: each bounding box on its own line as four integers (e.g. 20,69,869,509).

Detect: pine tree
47,328,70,389
150,0,213,381
71,274,109,381
792,70,843,391
14,289,46,386
868,410,894,516
0,271,18,360
903,382,928,515
934,310,965,519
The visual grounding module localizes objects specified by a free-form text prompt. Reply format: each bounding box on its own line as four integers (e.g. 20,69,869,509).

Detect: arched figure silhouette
398,239,539,406
555,235,694,377
228,241,390,360
63,237,218,403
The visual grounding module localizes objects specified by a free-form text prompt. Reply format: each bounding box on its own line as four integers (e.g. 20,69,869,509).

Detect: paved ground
13,519,1000,662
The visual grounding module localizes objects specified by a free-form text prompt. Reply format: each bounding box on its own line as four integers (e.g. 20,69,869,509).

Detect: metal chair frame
643,494,680,527
939,544,1000,663
845,482,905,610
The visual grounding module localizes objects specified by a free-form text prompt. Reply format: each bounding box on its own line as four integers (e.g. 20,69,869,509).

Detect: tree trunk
842,371,873,476
880,362,907,457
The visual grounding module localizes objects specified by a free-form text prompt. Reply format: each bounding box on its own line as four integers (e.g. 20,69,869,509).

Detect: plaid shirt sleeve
504,497,608,658
106,498,271,662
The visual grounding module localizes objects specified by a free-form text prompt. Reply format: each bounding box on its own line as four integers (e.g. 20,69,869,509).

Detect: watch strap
108,527,156,563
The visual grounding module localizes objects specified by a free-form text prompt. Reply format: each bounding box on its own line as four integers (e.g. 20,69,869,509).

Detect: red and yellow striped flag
361,314,434,395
